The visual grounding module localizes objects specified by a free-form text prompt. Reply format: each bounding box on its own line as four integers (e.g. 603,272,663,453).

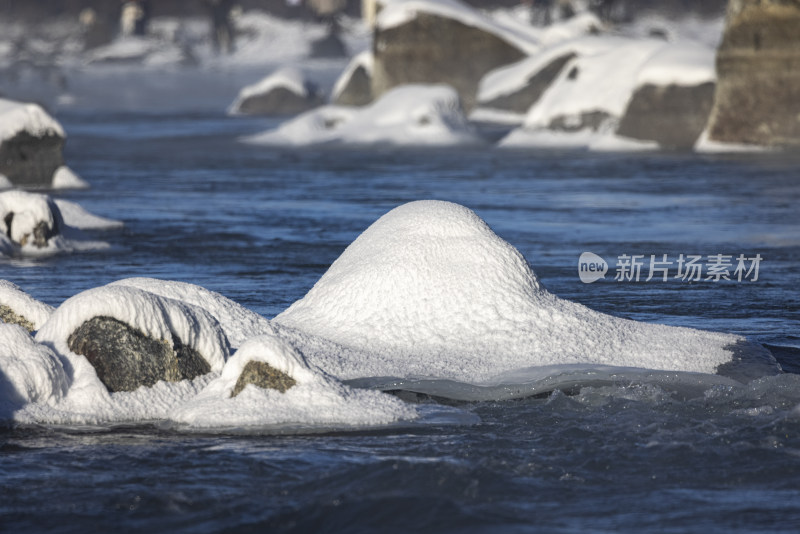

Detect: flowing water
2,110,800,532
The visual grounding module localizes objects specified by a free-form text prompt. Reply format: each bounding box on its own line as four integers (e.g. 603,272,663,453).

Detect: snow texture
0,98,65,143
0,280,55,331
169,334,417,429
275,200,744,382
228,66,311,115
246,84,480,147
0,324,68,413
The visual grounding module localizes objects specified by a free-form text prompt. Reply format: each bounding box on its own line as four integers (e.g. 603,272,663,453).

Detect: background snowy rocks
706,0,800,148
229,67,324,116
0,99,66,188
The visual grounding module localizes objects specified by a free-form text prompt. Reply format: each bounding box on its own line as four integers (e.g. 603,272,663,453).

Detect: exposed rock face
617,82,716,149
0,304,36,332
235,87,323,116
372,12,528,111
479,53,576,114
707,0,800,147
68,316,211,392
231,360,296,397
333,65,373,107
549,110,613,132
0,131,64,188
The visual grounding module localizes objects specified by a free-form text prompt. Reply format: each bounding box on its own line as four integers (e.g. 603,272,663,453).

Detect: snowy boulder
0,280,54,333
706,0,800,147
0,99,66,188
245,84,481,147
229,67,324,116
275,200,772,384
372,0,536,111
169,335,417,429
0,190,64,251
616,43,716,150
36,285,230,394
331,51,374,107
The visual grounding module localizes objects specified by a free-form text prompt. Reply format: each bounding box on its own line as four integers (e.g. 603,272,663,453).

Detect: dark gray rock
231,360,296,397
479,53,576,114
617,82,716,150
0,131,64,188
234,85,323,116
706,0,800,147
67,316,212,393
0,304,35,332
372,11,528,111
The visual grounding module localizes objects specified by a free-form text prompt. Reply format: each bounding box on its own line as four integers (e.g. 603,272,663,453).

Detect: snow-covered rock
331,51,374,107
373,0,537,110
245,84,480,147
36,284,230,398
0,280,55,332
169,334,416,429
274,200,769,383
228,67,323,116
0,98,67,188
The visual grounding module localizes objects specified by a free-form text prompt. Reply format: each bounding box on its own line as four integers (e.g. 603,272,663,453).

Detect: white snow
0,280,55,331
246,84,480,147
228,66,311,115
169,334,417,429
53,199,123,231
0,190,62,249
636,41,716,87
477,47,578,105
331,50,374,103
109,278,274,348
0,324,68,413
51,166,90,190
377,0,540,55
275,200,744,382
0,98,65,143
0,174,11,190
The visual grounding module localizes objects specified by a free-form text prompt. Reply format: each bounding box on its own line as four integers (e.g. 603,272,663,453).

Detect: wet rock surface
68,316,211,392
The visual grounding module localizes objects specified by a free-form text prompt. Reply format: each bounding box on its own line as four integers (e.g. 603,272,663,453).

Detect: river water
2,110,800,532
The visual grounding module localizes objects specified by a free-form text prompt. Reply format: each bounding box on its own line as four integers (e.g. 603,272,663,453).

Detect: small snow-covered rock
0,98,66,188
0,190,63,250
246,84,480,147
229,67,323,116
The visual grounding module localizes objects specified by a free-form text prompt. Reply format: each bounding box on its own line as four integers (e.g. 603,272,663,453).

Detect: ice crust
246,84,480,147
275,200,743,382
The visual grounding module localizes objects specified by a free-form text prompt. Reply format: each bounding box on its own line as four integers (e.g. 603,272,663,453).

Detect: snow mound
35,284,230,412
246,84,480,147
275,200,749,382
0,324,68,415
109,278,274,348
0,98,65,143
170,334,417,429
0,280,55,331
228,66,316,115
